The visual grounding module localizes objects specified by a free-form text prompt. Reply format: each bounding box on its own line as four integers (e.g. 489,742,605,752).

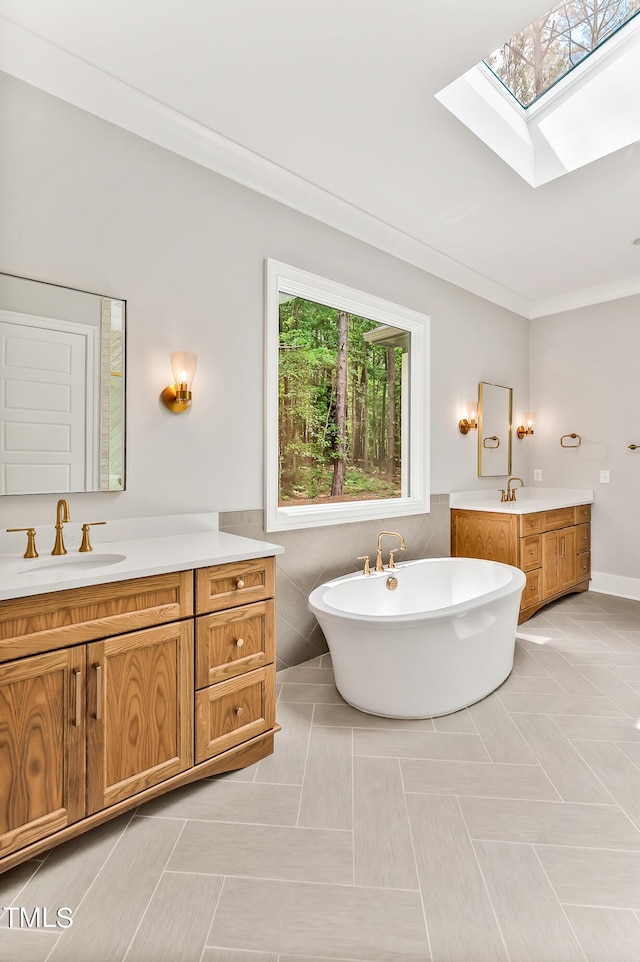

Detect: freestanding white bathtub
308,557,526,718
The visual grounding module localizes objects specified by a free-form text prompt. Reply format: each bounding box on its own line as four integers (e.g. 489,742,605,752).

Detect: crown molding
530,275,640,318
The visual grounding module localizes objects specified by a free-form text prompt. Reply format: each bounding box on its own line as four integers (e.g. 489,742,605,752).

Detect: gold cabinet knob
235,638,245,648
236,578,245,589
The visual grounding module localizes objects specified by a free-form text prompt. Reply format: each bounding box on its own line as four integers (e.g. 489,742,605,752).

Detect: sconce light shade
161,350,197,413
517,412,535,440
458,402,477,435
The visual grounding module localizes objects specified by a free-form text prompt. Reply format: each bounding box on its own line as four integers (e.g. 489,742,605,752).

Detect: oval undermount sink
12,553,127,574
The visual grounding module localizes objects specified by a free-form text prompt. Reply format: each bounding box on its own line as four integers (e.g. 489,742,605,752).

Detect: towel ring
560,433,581,448
482,436,500,449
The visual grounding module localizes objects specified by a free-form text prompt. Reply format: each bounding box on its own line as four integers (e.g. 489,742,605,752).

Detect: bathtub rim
308,556,526,627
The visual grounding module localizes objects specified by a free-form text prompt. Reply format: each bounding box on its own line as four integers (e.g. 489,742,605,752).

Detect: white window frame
264,259,430,532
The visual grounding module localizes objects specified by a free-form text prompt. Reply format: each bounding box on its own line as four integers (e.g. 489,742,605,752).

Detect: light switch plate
533,469,542,481
600,470,610,483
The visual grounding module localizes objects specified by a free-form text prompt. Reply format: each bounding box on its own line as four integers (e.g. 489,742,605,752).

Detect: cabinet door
87,622,193,815
0,648,85,859
543,528,577,599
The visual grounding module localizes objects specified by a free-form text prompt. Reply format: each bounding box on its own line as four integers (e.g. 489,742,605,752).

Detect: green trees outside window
278,295,404,506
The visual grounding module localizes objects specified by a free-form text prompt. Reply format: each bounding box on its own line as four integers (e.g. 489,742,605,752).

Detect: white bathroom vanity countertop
449,487,594,515
0,516,283,602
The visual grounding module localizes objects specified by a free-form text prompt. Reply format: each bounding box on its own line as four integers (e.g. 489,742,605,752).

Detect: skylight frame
435,9,640,187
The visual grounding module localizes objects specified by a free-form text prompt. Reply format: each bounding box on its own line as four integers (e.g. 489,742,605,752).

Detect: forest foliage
278,295,404,505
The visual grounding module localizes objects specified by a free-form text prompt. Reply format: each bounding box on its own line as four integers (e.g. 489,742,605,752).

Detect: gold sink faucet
375,531,407,571
52,499,70,555
506,477,525,502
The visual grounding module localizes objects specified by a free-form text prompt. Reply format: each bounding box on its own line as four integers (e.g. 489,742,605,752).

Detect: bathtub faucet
375,531,406,571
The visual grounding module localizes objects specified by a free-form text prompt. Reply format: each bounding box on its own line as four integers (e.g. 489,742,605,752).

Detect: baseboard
590,571,640,601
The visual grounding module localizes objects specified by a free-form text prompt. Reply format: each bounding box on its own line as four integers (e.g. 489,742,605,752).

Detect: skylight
435,1,640,186
485,0,640,108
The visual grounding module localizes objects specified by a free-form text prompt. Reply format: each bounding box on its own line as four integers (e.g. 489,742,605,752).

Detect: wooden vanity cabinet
451,504,591,622
0,557,277,873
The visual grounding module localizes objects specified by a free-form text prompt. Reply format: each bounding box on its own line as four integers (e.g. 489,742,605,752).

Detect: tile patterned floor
2,591,640,961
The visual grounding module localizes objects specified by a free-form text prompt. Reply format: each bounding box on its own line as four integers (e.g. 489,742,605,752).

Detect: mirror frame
264,259,430,531
477,381,513,477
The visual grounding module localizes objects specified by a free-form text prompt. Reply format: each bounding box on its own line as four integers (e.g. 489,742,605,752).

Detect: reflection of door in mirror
0,273,125,496
0,313,93,494
478,381,512,477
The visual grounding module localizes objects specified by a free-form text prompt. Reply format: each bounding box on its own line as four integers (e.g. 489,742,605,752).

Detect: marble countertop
0,518,283,602
449,487,594,515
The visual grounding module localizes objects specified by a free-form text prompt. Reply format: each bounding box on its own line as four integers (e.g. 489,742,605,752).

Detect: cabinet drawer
519,514,543,537
576,504,591,523
520,535,542,572
576,551,591,582
0,571,194,663
195,666,275,763
576,523,591,553
542,507,577,531
196,558,275,614
196,600,274,688
521,569,542,609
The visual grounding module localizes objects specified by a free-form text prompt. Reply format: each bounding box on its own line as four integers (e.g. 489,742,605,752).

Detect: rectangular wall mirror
0,273,126,495
478,381,512,477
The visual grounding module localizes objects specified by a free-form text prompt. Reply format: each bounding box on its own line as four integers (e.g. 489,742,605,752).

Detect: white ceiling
1,0,640,318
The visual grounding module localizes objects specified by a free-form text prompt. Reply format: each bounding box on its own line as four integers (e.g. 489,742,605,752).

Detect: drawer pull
235,637,245,648
95,664,102,720
530,585,536,592
529,520,536,527
236,579,245,590
582,534,588,541
235,706,245,717
73,669,82,727
529,550,535,556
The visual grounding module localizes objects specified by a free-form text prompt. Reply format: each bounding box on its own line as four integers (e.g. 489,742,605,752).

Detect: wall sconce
517,413,535,439
161,351,197,413
458,403,477,435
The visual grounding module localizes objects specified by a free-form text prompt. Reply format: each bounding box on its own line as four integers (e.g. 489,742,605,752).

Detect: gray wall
529,296,640,596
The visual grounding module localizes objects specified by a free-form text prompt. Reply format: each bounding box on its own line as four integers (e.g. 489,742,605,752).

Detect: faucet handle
79,521,107,553
388,549,399,569
500,489,508,502
357,555,371,575
7,527,38,558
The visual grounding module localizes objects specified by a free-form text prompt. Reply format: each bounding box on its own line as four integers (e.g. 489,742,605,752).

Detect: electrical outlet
533,469,542,482
600,469,610,483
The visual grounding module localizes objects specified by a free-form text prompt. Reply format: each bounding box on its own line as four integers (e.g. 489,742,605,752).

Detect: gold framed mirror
477,381,512,477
